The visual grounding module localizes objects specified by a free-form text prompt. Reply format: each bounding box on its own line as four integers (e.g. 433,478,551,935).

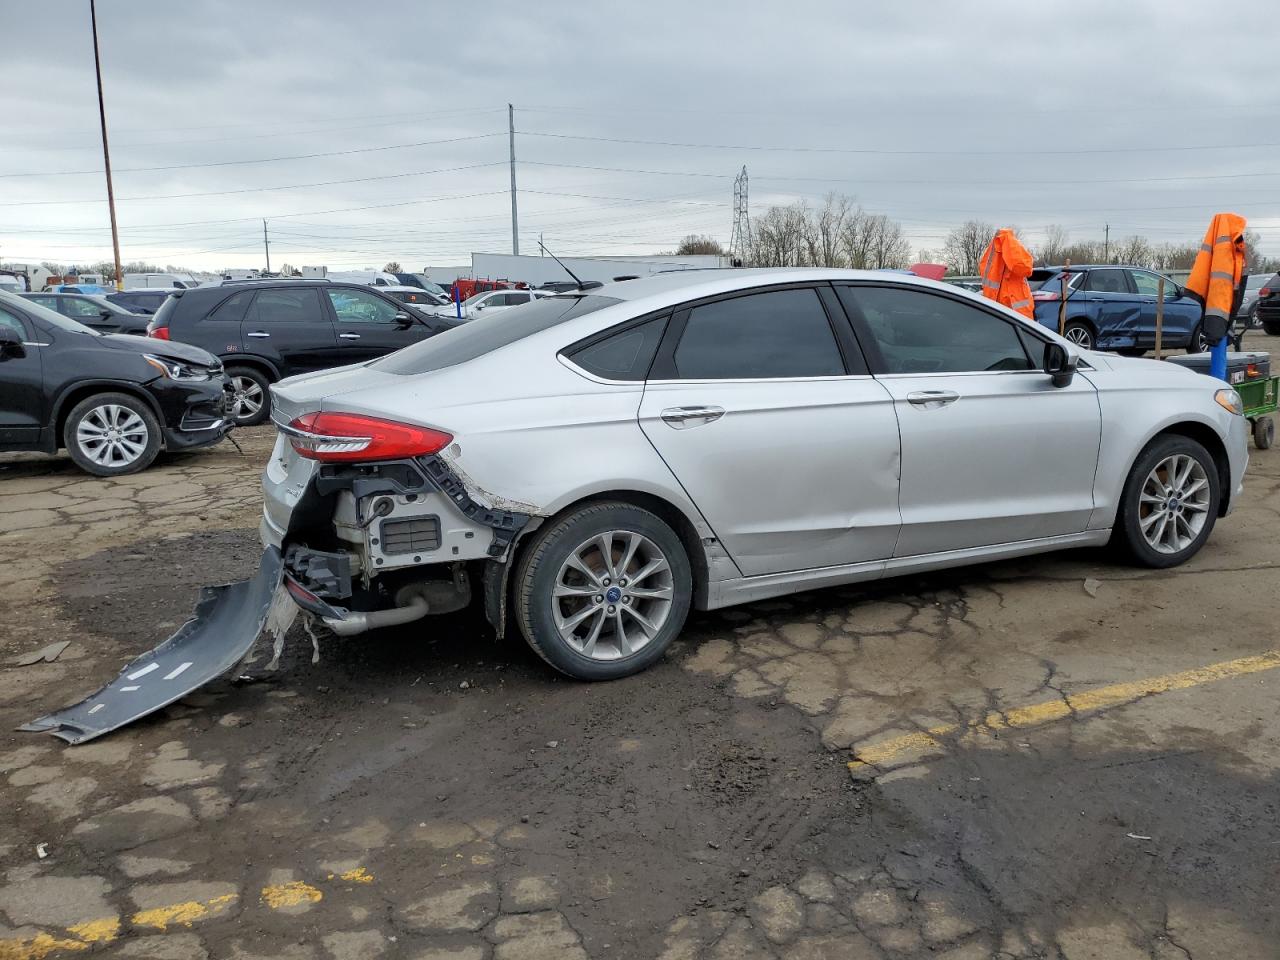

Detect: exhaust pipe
322,595,429,636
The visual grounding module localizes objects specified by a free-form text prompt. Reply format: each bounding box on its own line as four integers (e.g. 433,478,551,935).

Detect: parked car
50,283,110,295
1255,272,1280,336
146,280,463,426
1029,265,1207,354
1238,273,1271,328
262,269,1247,682
0,291,233,476
392,274,453,301
20,292,150,335
382,285,451,309
460,288,548,319
104,289,177,316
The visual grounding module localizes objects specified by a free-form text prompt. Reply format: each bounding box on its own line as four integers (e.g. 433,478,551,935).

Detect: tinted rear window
1028,269,1058,291
373,295,620,375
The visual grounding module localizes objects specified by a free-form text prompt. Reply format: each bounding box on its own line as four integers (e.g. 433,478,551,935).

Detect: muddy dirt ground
3,335,1280,959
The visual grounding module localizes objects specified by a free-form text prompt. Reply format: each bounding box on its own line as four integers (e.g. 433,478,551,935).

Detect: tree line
676,192,1280,278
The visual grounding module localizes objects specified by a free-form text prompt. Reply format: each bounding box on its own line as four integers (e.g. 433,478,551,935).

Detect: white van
327,270,400,287
124,272,199,290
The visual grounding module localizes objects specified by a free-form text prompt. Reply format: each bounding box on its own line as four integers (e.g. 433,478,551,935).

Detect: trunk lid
268,363,405,425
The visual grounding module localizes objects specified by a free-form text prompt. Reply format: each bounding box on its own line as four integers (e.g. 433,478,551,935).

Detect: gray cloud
2,0,1277,272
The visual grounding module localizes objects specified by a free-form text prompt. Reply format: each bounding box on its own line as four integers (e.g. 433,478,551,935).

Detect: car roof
585,267,979,305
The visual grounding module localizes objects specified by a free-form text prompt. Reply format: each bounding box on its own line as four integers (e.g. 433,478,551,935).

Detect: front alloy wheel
1137,453,1211,554
63,392,162,476
1116,435,1220,568
515,502,692,680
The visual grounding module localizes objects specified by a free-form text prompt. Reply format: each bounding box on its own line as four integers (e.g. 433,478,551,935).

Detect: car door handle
660,405,725,428
245,331,271,338
338,333,361,340
906,390,959,409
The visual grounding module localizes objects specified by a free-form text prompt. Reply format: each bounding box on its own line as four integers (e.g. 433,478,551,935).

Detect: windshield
0,290,101,335
372,295,620,375
461,291,495,307
413,276,448,298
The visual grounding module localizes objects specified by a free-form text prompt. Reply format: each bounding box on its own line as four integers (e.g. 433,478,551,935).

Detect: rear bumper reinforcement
21,547,283,745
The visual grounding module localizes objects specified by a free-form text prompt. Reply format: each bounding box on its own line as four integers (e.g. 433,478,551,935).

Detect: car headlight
1214,388,1244,415
144,353,212,381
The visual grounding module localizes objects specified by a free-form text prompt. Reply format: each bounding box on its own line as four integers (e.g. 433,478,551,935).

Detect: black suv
0,291,233,476
1255,272,1280,336
147,281,461,425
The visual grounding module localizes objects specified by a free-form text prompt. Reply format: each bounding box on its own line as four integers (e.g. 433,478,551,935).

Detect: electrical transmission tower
728,166,750,266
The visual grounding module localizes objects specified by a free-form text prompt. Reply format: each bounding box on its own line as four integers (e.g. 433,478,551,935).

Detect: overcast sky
2,0,1277,275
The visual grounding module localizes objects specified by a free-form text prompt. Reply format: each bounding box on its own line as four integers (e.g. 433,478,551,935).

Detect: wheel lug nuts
619,579,627,587
602,578,611,586
594,595,603,603
607,605,616,614
623,596,631,604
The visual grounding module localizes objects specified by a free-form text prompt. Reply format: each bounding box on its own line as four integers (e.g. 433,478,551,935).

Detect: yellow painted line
849,649,1280,773
131,893,237,931
260,881,322,910
0,866,374,960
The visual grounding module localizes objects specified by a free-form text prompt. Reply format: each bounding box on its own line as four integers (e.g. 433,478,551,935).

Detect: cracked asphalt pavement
2,333,1280,959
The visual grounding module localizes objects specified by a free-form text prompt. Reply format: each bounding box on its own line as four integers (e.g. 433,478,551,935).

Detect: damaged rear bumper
21,548,284,744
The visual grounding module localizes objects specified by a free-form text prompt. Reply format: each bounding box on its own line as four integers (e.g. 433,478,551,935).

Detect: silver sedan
263,269,1249,681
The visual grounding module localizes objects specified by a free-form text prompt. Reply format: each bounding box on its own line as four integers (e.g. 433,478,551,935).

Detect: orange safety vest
978,228,1035,319
1185,213,1246,328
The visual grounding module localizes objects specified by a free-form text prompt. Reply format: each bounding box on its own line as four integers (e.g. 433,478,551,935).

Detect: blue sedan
1029,265,1207,355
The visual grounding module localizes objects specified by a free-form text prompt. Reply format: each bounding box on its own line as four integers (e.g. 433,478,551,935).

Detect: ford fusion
259,269,1247,680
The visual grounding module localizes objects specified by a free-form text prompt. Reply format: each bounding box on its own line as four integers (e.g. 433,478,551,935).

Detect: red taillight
1032,290,1060,301
147,325,170,340
1260,287,1272,298
286,412,452,463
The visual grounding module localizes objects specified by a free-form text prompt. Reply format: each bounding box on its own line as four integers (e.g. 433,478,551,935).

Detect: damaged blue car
1030,265,1208,355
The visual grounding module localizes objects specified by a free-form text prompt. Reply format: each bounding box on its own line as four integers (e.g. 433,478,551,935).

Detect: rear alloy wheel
515,502,692,680
1115,435,1220,568
226,366,271,426
1188,323,1212,354
64,392,161,476
1062,321,1094,350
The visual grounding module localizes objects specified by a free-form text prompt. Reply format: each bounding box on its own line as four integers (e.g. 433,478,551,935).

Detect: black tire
1187,322,1211,354
1114,434,1220,569
226,365,272,426
514,501,693,681
1117,348,1146,357
63,392,162,477
1263,321,1280,337
1062,321,1094,351
1254,417,1275,450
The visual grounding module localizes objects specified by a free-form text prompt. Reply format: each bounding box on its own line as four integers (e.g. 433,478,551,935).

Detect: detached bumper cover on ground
21,547,283,744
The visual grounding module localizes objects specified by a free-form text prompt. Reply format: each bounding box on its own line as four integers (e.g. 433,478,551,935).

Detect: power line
0,132,505,179
520,158,1280,188
0,161,509,207
520,129,1280,157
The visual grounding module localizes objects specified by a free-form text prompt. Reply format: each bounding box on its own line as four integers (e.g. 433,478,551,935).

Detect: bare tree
804,193,850,267
384,261,403,274
865,214,912,269
675,234,725,256
749,201,810,267
1036,225,1071,265
1112,235,1153,267
943,220,994,275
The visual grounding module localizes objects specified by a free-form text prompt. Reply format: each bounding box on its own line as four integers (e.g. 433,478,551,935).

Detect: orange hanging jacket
978,229,1035,319
1185,213,1247,331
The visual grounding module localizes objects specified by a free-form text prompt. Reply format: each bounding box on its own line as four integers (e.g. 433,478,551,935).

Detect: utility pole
539,232,543,256
263,220,271,274
729,166,751,266
508,103,519,256
1104,223,1110,262
90,0,123,292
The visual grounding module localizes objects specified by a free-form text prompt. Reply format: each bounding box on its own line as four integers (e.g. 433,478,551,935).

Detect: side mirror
1044,342,1077,388
0,328,26,360
101,309,114,319
393,311,414,329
